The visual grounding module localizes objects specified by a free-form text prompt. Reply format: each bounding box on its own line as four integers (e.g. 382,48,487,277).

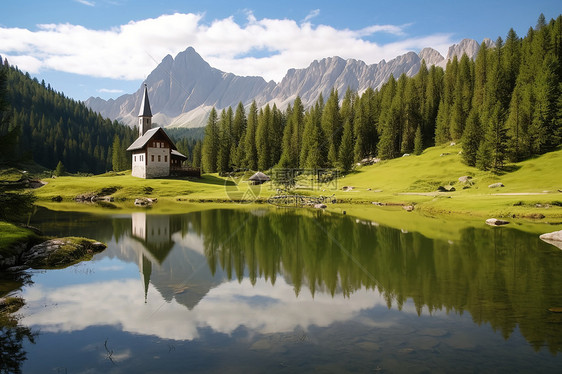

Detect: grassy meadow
31,143,562,222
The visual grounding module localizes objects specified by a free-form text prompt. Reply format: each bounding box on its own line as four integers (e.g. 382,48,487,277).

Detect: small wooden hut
249,171,270,185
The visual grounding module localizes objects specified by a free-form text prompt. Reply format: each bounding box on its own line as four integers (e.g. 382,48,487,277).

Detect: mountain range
85,38,491,128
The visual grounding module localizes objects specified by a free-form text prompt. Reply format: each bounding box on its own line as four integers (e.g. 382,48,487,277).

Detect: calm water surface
2,207,562,373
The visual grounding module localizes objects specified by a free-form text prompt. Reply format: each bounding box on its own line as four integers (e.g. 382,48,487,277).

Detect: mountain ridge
85,39,488,128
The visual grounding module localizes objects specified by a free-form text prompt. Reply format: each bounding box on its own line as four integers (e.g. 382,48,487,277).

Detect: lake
2,206,562,373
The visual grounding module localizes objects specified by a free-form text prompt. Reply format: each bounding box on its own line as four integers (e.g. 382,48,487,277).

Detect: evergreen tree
54,160,65,176
192,140,202,168
461,109,482,166
338,118,355,172
217,107,233,174
111,134,122,171
413,125,423,155
243,101,259,170
202,107,219,173
321,88,342,166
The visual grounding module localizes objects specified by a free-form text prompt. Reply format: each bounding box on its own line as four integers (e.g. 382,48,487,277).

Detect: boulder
314,203,327,209
540,230,562,250
403,205,414,212
486,218,509,226
21,238,106,269
488,182,504,188
134,197,157,206
458,176,472,183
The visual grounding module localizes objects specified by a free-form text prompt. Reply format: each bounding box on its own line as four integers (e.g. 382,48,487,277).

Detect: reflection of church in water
129,212,225,309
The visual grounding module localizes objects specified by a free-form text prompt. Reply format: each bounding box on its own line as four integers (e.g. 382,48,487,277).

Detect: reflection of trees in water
0,273,36,374
191,209,562,352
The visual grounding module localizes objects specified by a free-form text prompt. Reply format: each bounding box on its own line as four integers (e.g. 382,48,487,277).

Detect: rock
22,238,106,269
341,186,354,191
437,186,455,192
403,205,414,212
28,180,46,189
540,230,562,250
51,195,63,202
440,153,449,157
135,198,156,206
486,218,509,226
488,182,504,188
450,142,456,146
372,202,384,206
314,203,327,209
458,176,472,183
402,153,410,157
91,195,114,202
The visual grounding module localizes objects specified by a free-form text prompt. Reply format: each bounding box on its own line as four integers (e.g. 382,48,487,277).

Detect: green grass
0,222,38,257
24,144,562,221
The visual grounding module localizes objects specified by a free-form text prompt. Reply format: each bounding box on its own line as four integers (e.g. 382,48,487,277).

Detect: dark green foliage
413,126,423,155
461,109,482,166
0,59,135,174
202,108,219,173
54,161,65,176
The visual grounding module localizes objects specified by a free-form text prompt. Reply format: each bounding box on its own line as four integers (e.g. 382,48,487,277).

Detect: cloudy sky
1,0,559,101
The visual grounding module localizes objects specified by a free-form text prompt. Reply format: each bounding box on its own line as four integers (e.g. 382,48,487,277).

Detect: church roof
126,127,177,151
138,84,152,117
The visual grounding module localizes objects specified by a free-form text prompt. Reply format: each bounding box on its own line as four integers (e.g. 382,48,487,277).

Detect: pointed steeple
137,84,152,137
139,84,152,117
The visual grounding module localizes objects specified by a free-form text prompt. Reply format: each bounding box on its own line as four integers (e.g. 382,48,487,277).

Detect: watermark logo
223,168,339,204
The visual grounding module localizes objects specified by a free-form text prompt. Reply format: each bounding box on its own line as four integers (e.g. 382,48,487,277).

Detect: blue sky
1,0,559,101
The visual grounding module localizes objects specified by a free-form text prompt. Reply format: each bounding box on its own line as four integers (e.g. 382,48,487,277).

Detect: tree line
201,14,562,174
0,58,136,174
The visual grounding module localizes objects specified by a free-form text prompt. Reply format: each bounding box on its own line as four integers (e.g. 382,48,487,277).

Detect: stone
540,230,562,250
22,238,106,269
402,153,410,157
488,182,504,188
314,203,327,209
486,218,509,226
403,205,414,212
51,195,63,202
135,197,156,206
458,176,472,183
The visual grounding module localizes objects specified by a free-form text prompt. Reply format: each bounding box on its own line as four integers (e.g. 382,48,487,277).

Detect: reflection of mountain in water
29,207,562,352
129,212,226,310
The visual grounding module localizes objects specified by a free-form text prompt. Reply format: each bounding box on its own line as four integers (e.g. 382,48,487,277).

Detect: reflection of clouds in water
170,231,205,255
21,277,392,341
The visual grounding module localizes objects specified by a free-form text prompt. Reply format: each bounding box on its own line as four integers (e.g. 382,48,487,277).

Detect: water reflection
25,207,562,354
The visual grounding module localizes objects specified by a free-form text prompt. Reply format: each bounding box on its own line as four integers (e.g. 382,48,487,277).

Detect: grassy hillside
28,143,562,222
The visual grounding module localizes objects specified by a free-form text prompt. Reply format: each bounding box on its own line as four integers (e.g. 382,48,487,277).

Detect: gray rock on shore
486,218,509,226
539,230,562,250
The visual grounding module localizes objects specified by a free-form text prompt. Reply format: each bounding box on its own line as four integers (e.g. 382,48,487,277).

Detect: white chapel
126,85,187,179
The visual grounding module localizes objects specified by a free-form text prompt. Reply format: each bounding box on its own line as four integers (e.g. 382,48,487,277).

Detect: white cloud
98,88,124,93
21,277,393,341
0,12,454,83
75,0,95,6
303,9,320,23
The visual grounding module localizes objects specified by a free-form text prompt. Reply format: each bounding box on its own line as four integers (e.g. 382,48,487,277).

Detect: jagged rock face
85,39,485,128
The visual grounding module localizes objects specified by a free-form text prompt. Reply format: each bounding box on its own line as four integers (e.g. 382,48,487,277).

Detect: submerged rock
486,218,510,226
540,230,562,250
22,238,106,269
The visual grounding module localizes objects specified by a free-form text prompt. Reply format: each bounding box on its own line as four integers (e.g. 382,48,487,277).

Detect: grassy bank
30,143,562,221
0,222,38,257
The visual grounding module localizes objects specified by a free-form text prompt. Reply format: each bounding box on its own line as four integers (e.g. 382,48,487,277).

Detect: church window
164,155,167,162
158,155,161,162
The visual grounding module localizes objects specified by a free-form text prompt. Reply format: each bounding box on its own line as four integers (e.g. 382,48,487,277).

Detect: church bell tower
138,84,152,137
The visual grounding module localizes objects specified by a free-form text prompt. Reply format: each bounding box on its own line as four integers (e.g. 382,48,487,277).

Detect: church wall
146,146,170,178
132,151,146,178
